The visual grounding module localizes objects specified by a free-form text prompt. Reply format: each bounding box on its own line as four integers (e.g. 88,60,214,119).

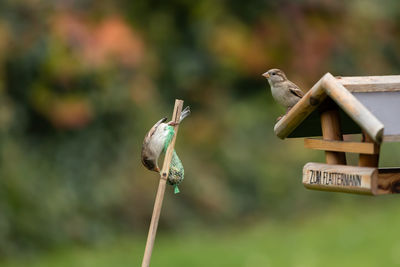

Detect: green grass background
3,198,400,267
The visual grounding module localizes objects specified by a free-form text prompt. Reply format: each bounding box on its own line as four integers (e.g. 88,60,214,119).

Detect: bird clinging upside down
141,106,190,173
262,68,304,120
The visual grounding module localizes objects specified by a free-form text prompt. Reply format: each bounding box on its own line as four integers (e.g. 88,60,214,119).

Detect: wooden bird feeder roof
274,73,400,144
274,73,400,195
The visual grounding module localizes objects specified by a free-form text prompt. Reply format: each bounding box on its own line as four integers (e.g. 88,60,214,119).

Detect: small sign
303,162,378,195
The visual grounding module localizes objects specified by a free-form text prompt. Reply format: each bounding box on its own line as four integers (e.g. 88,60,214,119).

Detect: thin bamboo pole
141,99,184,267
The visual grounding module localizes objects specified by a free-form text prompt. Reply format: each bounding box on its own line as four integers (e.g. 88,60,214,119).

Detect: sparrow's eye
272,72,276,76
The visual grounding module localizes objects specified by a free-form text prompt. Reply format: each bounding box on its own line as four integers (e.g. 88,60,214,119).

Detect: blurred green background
1,0,400,266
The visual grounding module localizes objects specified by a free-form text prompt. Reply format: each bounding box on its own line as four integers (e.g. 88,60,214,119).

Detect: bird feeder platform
274,73,400,195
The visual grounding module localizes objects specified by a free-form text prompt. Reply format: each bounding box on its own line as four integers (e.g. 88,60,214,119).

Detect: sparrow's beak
155,167,160,173
262,72,270,79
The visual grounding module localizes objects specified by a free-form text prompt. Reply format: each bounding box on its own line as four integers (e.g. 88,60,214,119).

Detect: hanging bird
262,68,304,120
141,106,190,173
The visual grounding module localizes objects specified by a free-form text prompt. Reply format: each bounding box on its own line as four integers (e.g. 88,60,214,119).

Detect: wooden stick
141,99,184,267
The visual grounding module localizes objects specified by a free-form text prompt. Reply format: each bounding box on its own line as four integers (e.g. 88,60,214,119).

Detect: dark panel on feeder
339,109,362,134
287,99,361,138
287,110,322,138
353,92,400,141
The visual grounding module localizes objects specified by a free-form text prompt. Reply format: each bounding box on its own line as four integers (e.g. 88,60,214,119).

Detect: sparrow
141,106,190,173
262,69,304,119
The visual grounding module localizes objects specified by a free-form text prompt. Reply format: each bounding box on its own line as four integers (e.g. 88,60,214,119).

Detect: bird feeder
274,73,400,195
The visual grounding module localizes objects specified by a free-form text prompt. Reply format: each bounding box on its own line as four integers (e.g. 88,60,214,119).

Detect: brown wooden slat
383,135,400,142
337,75,400,92
304,138,379,154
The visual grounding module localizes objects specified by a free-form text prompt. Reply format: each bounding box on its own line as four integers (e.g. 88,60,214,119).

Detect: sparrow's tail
179,106,190,122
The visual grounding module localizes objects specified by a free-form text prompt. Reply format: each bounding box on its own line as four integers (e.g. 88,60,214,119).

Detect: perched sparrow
262,68,304,119
141,106,190,172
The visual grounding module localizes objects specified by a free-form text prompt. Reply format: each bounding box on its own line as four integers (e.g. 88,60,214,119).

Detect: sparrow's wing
143,117,167,142
141,117,167,172
288,82,304,98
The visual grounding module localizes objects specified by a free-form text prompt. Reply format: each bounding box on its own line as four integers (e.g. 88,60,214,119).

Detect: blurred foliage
0,0,400,258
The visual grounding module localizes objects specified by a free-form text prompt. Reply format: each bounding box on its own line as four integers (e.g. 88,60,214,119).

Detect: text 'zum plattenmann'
309,170,362,187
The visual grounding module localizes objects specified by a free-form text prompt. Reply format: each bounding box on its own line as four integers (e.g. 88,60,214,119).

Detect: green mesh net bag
163,125,184,194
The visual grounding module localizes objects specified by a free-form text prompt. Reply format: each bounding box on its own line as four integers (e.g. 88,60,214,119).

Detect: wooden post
320,107,346,165
141,99,184,267
359,131,380,167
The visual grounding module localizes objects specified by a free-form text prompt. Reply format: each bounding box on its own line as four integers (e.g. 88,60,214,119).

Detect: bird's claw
168,121,179,126
276,108,291,122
